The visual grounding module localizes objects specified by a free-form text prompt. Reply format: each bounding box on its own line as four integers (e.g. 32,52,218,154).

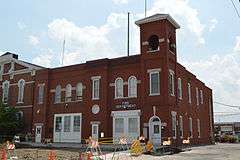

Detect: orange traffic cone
1,148,7,160
48,150,56,160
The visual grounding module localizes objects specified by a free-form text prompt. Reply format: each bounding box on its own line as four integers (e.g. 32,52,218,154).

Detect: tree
0,102,23,136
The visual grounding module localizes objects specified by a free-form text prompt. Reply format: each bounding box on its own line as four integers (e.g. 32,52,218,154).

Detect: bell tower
135,14,180,59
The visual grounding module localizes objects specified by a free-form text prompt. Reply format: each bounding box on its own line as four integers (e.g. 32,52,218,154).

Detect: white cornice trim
147,68,161,73
15,105,33,109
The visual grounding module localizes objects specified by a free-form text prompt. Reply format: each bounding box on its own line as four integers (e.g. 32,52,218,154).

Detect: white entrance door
53,113,82,143
149,116,161,145
35,126,42,143
92,124,99,140
112,110,141,143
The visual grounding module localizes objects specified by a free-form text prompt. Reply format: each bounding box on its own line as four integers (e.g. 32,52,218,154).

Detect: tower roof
135,14,180,29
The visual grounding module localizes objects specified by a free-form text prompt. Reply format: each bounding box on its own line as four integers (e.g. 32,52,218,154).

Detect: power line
230,0,240,19
214,101,240,109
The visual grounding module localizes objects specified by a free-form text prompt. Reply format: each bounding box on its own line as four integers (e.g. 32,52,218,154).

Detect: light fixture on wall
65,103,69,109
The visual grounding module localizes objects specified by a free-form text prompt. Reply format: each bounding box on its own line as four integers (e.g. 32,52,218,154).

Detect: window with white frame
171,111,177,139
128,117,138,133
92,76,100,100
0,65,3,80
38,84,44,104
17,79,25,103
65,84,72,102
73,115,81,132
64,116,71,132
187,83,191,104
2,80,9,103
197,119,201,138
189,117,193,138
179,116,183,138
55,117,62,132
177,78,182,99
76,83,83,100
200,90,203,104
55,85,61,103
115,118,124,134
128,76,137,98
196,87,199,106
149,70,160,95
169,70,175,96
115,78,123,98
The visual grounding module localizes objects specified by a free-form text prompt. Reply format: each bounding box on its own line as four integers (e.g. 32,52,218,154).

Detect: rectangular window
128,118,138,133
154,125,160,134
2,81,9,103
169,70,175,96
38,85,44,104
172,112,177,139
178,78,182,99
73,116,81,132
115,118,124,134
189,118,193,138
55,117,62,132
197,119,201,138
92,78,100,100
187,83,191,104
150,72,160,95
179,116,183,138
64,116,71,132
200,90,203,104
196,87,199,106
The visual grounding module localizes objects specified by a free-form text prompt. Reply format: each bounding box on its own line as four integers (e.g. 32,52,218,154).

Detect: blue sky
0,0,240,122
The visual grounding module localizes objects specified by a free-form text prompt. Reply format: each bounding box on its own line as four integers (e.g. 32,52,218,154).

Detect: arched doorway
149,116,161,145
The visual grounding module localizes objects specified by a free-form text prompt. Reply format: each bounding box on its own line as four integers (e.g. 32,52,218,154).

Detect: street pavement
106,143,240,160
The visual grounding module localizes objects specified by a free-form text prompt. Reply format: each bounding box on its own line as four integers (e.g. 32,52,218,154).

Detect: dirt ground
1,143,240,160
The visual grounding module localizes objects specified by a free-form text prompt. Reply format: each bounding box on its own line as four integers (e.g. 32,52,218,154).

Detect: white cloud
148,0,205,45
209,18,218,32
32,50,53,67
181,36,240,121
17,22,27,30
28,35,40,46
112,0,128,5
47,13,128,66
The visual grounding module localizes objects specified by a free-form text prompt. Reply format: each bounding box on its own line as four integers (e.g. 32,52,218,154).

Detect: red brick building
0,14,214,146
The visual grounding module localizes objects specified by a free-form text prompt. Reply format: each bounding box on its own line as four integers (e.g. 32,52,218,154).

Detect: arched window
2,80,9,103
115,78,123,98
148,35,159,51
65,84,72,102
187,83,191,104
177,78,182,99
189,117,193,138
128,76,137,98
55,85,61,103
17,79,25,103
76,82,83,100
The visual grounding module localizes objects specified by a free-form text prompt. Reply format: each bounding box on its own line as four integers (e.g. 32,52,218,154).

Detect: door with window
35,126,42,143
112,110,140,143
53,113,82,143
149,116,161,145
92,124,99,140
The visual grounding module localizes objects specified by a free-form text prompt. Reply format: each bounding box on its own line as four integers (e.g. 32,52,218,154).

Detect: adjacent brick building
0,14,214,146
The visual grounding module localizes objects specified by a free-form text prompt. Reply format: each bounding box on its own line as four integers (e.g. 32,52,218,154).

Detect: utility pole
61,37,65,66
145,0,147,17
127,12,130,56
